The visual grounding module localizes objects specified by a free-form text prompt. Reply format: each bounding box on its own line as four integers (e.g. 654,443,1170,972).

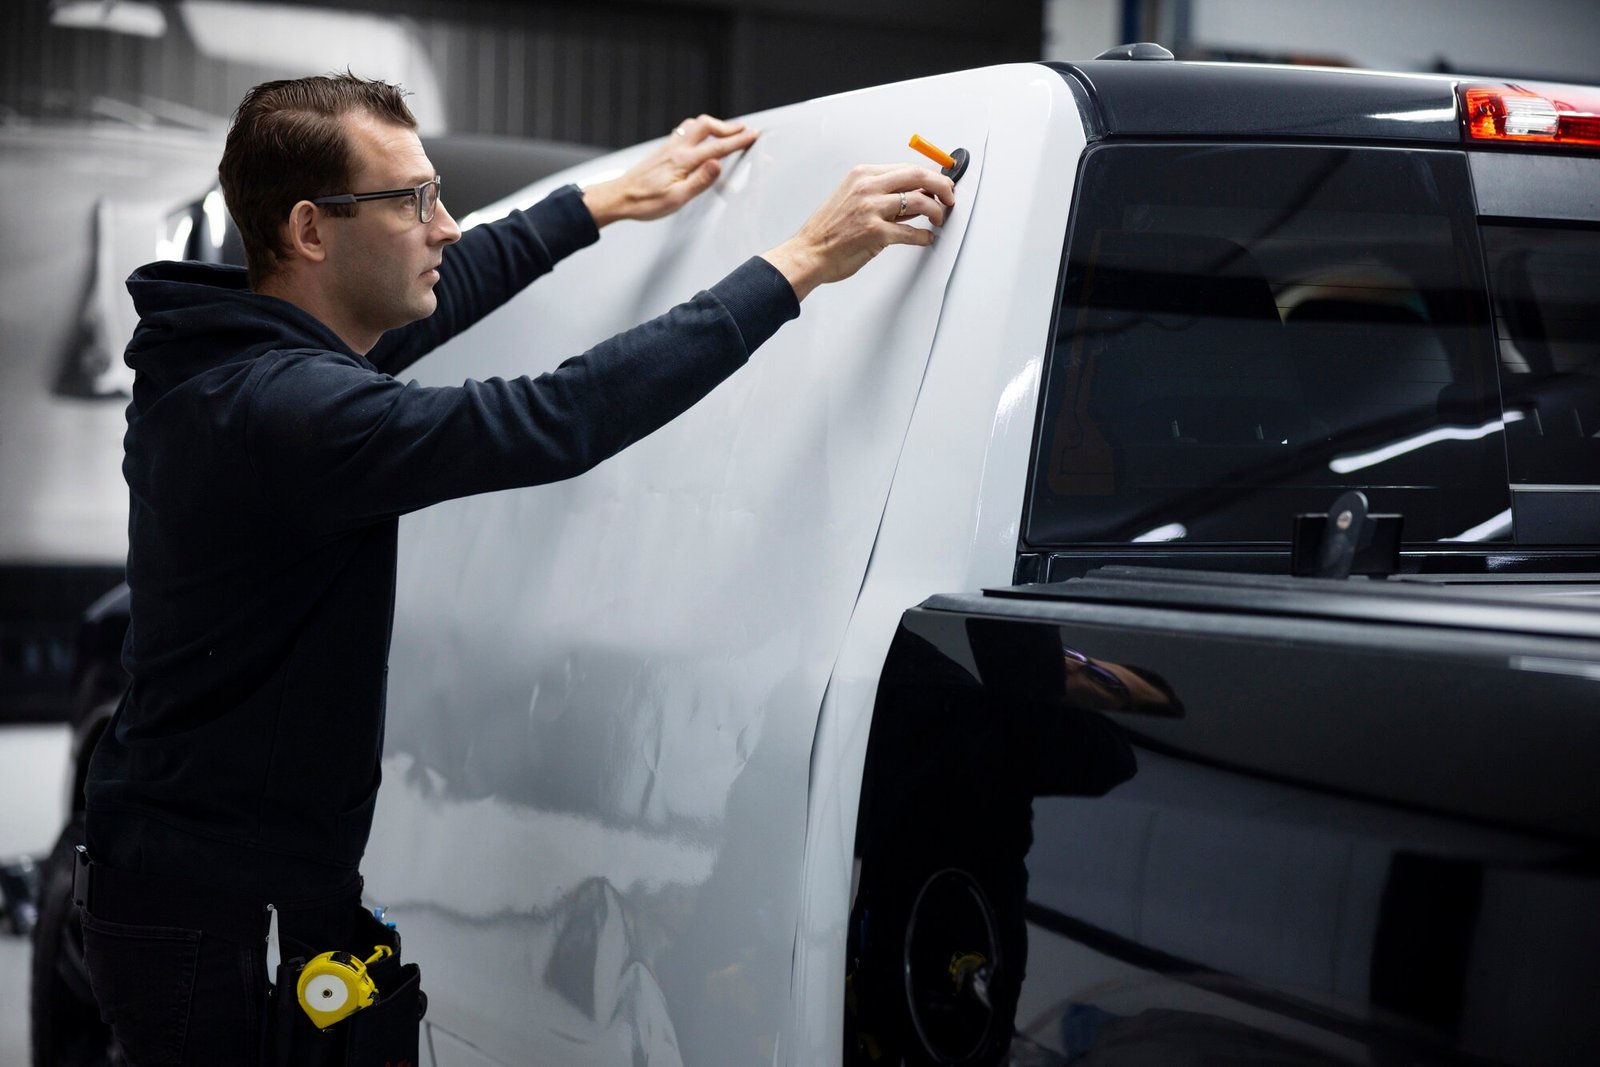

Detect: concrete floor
0,723,73,1067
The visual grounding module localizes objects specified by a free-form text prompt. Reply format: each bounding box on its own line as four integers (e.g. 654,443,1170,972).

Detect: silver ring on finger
895,191,908,218
674,125,688,137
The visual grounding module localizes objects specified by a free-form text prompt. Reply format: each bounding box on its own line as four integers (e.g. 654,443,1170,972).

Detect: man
76,72,953,1065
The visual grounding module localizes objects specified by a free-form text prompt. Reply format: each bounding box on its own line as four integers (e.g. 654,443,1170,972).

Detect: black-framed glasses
1062,644,1128,697
311,177,441,223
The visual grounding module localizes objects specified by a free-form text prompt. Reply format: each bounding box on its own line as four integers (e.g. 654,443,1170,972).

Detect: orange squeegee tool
908,134,956,169
908,134,970,182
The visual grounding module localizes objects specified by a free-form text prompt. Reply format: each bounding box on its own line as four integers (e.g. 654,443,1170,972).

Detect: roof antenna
1095,42,1175,61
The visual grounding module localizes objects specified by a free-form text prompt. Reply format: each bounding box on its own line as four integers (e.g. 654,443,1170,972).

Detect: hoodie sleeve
366,184,600,377
245,256,798,532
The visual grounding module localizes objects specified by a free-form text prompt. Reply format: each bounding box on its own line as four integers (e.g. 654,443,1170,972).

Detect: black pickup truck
846,50,1600,1067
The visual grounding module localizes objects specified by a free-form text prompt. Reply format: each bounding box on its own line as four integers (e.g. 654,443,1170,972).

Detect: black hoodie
85,185,799,898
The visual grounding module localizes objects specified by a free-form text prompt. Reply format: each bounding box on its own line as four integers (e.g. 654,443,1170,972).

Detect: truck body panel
369,64,1077,1065
860,579,1600,1064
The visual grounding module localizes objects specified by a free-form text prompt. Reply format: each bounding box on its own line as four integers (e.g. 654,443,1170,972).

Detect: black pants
80,910,269,1064
79,868,365,1066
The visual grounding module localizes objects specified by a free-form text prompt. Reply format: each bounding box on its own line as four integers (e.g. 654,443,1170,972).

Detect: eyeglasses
311,177,442,224
1062,644,1128,699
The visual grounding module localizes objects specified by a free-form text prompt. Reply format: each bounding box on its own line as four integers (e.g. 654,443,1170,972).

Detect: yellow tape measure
296,945,392,1029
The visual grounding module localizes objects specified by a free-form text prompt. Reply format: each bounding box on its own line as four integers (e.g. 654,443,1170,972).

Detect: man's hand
582,115,758,227
761,164,956,302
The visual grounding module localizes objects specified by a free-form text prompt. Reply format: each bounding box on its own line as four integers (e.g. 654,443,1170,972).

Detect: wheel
904,868,1005,1066
30,811,118,1067
848,849,1027,1067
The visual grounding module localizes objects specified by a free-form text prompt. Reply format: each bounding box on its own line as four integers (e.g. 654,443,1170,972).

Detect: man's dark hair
218,72,418,288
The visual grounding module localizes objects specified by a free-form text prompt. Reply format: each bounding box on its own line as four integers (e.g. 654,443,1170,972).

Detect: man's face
321,112,460,339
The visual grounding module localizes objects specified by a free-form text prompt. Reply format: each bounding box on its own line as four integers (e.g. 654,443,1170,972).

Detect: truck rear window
1027,143,1508,547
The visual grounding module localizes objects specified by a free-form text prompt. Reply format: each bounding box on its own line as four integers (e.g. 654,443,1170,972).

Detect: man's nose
430,201,462,245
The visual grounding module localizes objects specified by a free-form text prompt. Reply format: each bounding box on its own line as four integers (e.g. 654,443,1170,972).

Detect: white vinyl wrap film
368,75,994,1066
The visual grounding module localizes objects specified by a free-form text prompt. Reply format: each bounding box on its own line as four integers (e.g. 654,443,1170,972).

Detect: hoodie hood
124,259,358,411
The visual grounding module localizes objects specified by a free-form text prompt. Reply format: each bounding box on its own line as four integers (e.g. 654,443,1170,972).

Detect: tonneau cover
938,566,1600,642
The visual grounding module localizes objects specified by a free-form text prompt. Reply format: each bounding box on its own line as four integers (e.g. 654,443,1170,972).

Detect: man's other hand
582,115,758,227
761,164,956,302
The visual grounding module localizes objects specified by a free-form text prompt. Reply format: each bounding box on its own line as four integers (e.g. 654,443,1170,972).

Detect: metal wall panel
417,4,723,146
3,1,1039,148
1,1,724,146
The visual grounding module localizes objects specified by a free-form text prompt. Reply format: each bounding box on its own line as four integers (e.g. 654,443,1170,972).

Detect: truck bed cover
945,566,1600,642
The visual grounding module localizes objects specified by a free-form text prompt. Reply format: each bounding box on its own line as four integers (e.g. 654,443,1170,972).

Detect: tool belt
265,902,425,1066
75,847,425,1067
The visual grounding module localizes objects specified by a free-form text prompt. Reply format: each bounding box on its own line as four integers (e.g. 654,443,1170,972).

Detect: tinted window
1482,224,1600,486
1027,144,1508,547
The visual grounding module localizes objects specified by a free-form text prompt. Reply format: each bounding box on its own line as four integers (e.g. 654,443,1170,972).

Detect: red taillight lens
1460,83,1600,148
1555,104,1600,144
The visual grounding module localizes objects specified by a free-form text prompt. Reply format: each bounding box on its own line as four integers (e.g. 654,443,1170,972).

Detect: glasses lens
419,180,440,223
1087,663,1127,693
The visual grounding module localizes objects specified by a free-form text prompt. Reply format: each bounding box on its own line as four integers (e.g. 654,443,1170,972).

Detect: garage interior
3,1,1599,1064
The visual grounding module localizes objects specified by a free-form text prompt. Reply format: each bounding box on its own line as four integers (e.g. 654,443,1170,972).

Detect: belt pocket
343,961,425,1067
265,953,344,1067
262,902,425,1067
79,911,201,1066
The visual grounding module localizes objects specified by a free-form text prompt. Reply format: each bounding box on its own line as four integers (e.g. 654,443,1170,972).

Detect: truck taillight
1460,83,1600,148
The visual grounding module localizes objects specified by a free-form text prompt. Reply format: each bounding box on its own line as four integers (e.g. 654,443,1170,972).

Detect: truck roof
1050,59,1475,144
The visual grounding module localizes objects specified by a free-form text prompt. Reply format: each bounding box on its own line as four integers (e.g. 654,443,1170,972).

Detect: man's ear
282,200,329,265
